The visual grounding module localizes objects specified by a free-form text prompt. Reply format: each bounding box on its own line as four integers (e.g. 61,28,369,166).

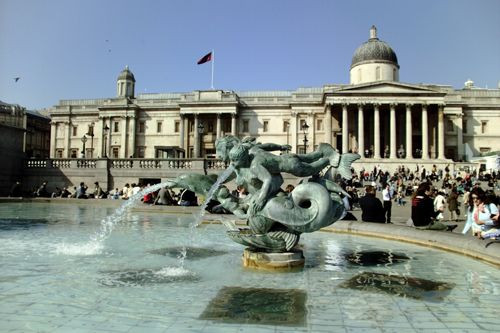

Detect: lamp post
301,121,309,153
87,122,95,158
81,135,88,158
103,125,109,158
197,122,205,158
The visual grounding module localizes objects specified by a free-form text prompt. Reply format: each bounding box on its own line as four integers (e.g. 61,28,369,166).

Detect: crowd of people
8,163,499,239
348,164,499,239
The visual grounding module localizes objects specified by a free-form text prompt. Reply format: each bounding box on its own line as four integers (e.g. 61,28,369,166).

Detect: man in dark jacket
359,185,386,223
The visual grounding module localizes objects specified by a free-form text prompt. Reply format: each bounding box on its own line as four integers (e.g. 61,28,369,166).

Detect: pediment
336,82,442,95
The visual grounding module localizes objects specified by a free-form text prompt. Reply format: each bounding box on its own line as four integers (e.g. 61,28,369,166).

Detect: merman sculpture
165,136,359,267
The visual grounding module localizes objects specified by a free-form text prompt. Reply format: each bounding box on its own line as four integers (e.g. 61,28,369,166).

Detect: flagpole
211,49,214,89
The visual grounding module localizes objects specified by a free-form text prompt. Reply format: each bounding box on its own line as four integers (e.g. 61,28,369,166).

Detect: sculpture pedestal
242,248,305,271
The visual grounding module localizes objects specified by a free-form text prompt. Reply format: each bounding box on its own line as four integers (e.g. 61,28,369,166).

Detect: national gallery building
48,26,499,170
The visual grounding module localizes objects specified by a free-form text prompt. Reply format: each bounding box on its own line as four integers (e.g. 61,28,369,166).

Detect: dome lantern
350,26,400,85
117,65,135,98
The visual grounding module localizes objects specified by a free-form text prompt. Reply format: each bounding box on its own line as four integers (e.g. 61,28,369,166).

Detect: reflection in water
148,246,227,260
339,272,455,301
0,218,49,230
200,286,307,325
346,251,410,266
99,267,199,287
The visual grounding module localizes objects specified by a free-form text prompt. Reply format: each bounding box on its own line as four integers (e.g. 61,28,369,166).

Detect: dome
351,26,399,69
117,66,135,82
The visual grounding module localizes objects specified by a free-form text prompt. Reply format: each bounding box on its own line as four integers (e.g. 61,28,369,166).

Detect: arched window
376,66,380,80
393,68,396,81
358,69,362,82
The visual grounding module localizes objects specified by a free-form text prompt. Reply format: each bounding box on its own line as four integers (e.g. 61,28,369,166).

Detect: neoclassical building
49,26,500,168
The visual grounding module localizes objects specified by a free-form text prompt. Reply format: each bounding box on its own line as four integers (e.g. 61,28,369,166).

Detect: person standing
447,188,459,221
382,183,393,223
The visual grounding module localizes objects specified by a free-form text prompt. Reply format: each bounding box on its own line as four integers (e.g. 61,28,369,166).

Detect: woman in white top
462,187,499,238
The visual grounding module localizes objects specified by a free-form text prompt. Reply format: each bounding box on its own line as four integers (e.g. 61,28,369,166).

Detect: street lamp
301,121,309,153
197,122,205,158
87,122,95,158
81,135,88,158
103,125,109,158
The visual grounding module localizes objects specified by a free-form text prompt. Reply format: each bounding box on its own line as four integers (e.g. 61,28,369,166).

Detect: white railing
52,159,71,168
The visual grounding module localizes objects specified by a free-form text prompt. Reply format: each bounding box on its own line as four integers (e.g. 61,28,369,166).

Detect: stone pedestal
242,248,305,271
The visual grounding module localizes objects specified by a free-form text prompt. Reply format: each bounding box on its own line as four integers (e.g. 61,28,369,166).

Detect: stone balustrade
22,158,229,191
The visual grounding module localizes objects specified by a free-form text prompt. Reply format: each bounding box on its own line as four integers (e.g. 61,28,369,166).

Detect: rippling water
0,202,499,332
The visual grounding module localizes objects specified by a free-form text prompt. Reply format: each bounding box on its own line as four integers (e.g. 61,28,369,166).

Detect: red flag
197,52,212,65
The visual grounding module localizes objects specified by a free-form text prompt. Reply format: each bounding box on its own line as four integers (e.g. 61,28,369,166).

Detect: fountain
162,135,360,270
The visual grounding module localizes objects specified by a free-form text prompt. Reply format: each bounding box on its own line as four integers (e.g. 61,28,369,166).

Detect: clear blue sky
1,0,499,110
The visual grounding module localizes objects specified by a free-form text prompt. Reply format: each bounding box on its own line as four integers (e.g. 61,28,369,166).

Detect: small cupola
116,66,136,98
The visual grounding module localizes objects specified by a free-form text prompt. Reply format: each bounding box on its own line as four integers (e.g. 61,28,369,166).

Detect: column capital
406,103,413,109
231,112,237,118
373,103,381,109
389,102,397,108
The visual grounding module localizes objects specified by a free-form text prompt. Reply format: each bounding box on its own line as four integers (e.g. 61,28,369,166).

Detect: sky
1,0,499,110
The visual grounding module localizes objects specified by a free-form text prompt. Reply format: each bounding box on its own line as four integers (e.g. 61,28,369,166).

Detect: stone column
179,114,185,150
342,104,348,153
405,104,413,159
65,121,71,158
129,116,136,158
194,114,200,157
325,104,332,145
120,117,127,158
421,104,429,159
216,113,222,140
307,112,314,153
50,122,56,158
456,114,464,160
291,112,298,153
231,113,237,136
390,103,397,159
437,105,445,159
357,104,364,156
107,118,112,159
373,104,381,158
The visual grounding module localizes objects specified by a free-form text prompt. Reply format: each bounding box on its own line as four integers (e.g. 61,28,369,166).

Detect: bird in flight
14,77,20,82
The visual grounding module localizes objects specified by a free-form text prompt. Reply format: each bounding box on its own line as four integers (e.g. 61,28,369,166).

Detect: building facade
48,27,500,168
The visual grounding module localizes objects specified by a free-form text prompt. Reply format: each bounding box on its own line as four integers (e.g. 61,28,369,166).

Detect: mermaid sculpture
165,135,360,253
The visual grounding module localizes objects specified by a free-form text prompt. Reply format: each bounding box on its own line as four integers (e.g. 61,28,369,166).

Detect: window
71,149,78,158
393,68,396,80
299,119,307,130
113,121,119,133
137,147,145,158
72,126,77,136
189,121,194,133
316,119,323,131
222,119,231,133
480,147,491,154
298,146,306,154
174,121,180,133
376,66,380,80
156,121,162,133
481,120,488,134
358,68,362,82
263,120,269,132
446,119,454,132
462,119,467,134
242,120,249,133
112,147,119,158
87,125,94,136
139,121,145,133
283,120,290,132
56,149,63,158
208,121,214,133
